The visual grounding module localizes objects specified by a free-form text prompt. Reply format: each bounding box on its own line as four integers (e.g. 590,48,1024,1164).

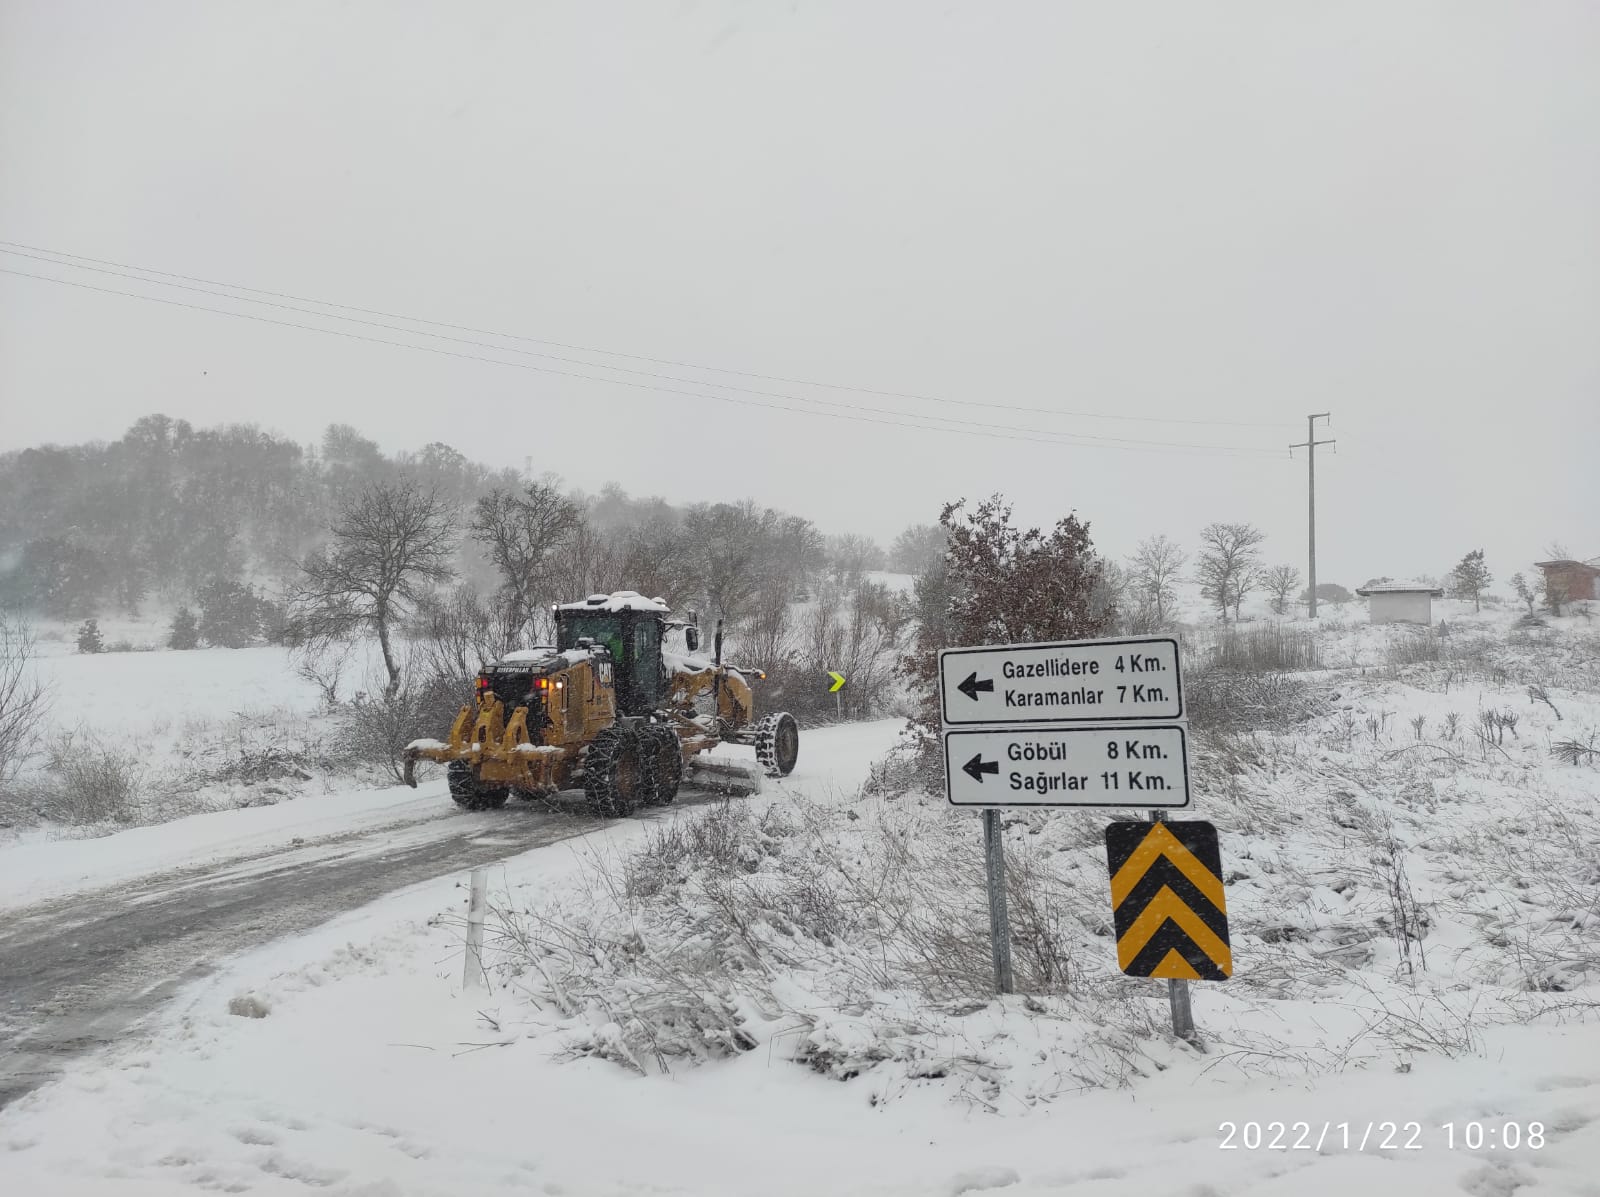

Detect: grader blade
684,756,765,797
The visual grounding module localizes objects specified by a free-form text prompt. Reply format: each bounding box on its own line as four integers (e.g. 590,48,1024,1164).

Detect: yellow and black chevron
1105,820,1232,980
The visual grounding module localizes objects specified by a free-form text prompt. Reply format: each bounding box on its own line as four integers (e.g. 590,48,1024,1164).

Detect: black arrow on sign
957,672,995,702
962,753,999,783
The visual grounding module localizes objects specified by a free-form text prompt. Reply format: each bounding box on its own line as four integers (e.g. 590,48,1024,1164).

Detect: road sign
1105,820,1231,980
942,724,1190,808
939,636,1183,726
827,671,847,693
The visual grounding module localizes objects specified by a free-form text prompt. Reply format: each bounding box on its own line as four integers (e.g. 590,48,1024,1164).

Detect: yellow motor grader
403,591,799,815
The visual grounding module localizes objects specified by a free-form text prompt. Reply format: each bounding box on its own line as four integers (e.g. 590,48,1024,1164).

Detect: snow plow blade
685,757,764,797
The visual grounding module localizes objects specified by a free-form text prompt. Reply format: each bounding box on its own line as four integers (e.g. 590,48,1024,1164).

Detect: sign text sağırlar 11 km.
942,724,1190,808
938,635,1183,725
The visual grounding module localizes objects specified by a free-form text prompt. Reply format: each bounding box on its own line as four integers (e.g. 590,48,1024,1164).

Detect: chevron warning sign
1105,820,1232,980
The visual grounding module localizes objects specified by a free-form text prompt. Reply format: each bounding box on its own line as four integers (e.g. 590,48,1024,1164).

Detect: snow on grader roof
497,646,557,665
555,591,671,613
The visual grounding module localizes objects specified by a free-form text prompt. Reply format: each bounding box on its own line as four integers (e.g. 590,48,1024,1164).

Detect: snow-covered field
3,628,423,841
3,601,1600,1195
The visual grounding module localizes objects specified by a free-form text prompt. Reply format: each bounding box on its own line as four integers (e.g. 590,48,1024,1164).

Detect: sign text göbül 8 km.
938,635,1183,726
942,724,1190,808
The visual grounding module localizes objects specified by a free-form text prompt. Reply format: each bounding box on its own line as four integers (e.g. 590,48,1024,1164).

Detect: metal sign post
983,809,1014,993
1149,810,1196,1041
828,671,846,722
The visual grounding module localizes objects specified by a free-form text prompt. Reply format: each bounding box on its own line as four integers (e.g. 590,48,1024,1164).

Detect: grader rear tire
643,726,683,806
754,712,800,778
583,726,654,817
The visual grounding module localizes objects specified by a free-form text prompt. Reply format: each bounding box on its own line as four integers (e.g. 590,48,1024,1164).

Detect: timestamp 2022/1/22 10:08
1218,1121,1548,1152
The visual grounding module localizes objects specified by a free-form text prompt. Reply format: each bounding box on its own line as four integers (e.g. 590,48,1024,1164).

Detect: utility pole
1290,414,1335,618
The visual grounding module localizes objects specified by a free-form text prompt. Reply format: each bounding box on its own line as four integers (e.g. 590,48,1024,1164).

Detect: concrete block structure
1355,580,1444,625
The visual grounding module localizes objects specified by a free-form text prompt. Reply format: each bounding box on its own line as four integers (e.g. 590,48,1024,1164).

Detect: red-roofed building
1535,558,1600,604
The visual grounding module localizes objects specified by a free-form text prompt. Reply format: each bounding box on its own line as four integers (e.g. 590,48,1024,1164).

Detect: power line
0,246,1280,453
1,265,1286,459
0,237,1301,431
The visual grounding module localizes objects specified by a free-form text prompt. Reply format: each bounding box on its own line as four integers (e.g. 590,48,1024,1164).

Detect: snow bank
0,778,450,912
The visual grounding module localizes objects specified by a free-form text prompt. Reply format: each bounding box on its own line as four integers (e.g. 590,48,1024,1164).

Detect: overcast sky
2,1,1596,585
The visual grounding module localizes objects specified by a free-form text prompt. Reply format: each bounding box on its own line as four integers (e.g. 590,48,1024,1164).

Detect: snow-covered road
0,724,898,1110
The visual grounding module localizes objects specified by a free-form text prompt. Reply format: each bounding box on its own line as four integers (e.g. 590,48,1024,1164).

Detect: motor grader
402,591,799,816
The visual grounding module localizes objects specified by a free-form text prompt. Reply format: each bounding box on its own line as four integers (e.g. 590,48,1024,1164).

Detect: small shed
1356,580,1444,625
1534,558,1600,603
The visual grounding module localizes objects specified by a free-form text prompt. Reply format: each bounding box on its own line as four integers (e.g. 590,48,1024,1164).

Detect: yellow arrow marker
1109,821,1226,911
1115,886,1233,974
828,671,846,693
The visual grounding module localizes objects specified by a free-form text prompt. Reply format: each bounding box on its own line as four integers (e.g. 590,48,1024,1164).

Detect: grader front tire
754,712,800,778
643,726,683,806
447,762,510,811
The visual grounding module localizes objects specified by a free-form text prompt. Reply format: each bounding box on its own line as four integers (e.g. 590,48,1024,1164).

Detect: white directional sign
939,636,1183,726
943,724,1190,809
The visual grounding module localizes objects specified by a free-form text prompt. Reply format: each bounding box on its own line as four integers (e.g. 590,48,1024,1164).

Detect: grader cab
403,591,799,816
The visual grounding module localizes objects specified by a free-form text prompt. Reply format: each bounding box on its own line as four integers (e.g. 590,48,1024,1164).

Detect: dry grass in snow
474,619,1600,1109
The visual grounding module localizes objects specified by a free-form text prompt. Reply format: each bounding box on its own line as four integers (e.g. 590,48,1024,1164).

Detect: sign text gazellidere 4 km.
939,636,1183,726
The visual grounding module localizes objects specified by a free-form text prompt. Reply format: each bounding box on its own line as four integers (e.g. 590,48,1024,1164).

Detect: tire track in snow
0,789,730,1110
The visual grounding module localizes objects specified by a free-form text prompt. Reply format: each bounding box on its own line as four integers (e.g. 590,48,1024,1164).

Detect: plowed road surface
0,783,741,1110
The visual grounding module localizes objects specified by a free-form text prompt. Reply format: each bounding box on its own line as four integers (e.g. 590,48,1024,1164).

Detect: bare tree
1195,522,1267,622
1540,569,1569,615
619,508,688,604
802,578,898,720
1127,535,1188,627
291,638,356,707
469,482,581,638
410,583,508,678
543,517,625,631
0,614,50,784
289,482,456,695
1265,564,1302,616
681,501,779,628
1092,560,1131,628
887,523,946,575
825,533,885,583
741,574,798,670
1511,572,1537,614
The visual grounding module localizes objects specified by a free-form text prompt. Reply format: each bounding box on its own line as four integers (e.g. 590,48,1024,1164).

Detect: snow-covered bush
0,614,49,786
1183,670,1331,733
1186,623,1322,672
76,618,104,654
10,730,147,825
476,622,1600,1103
167,607,200,650
483,796,1165,1095
341,668,471,782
